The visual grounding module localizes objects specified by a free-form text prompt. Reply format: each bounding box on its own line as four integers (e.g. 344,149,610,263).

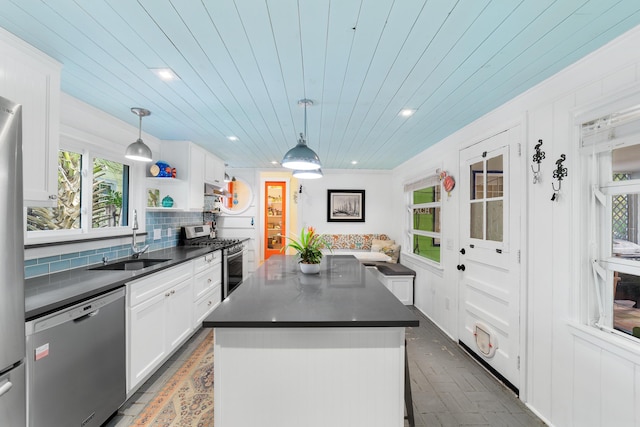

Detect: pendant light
125,107,153,162
281,99,321,171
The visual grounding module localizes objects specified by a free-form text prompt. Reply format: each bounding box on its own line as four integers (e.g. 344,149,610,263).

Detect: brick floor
405,308,545,426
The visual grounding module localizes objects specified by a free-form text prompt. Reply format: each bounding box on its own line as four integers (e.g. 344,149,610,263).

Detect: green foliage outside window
410,183,441,263
27,151,82,231
27,150,129,232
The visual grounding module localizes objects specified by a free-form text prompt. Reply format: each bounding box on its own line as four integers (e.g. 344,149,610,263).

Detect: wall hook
531,139,545,184
551,154,567,201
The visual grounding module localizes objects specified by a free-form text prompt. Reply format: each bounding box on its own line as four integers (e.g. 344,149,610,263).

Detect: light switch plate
167,227,172,238
153,228,162,240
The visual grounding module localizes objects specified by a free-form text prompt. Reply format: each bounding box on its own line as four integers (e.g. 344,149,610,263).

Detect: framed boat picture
327,189,365,222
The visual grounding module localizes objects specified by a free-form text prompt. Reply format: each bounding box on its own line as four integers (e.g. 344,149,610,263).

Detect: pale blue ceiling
1,0,639,169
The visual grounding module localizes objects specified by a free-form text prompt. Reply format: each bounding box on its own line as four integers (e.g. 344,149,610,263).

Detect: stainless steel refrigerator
0,95,26,426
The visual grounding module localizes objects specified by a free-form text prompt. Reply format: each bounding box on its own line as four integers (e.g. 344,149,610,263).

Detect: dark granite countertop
203,255,419,328
25,246,218,320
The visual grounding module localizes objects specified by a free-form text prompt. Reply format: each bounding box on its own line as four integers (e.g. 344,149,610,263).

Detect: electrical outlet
167,227,172,238
153,228,162,240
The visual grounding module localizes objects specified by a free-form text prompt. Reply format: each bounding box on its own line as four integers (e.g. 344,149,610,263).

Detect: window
92,157,129,228
406,175,441,263
27,149,130,235
582,104,640,341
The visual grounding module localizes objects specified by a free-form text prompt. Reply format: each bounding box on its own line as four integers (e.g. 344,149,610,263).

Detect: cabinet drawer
127,262,193,307
194,263,222,300
194,285,221,327
193,251,221,274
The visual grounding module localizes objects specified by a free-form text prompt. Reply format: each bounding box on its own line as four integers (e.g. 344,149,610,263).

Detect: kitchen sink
90,258,171,271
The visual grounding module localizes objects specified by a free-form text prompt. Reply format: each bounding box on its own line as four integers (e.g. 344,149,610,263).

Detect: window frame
25,132,143,245
580,99,640,343
404,172,442,266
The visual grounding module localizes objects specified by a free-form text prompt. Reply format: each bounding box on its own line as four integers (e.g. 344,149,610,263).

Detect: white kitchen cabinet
0,28,61,206
205,151,225,187
369,268,414,305
193,251,222,328
126,262,194,393
151,140,204,211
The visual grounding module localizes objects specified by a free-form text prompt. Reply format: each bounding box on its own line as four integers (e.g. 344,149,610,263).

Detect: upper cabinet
204,152,225,187
0,29,61,206
148,140,206,211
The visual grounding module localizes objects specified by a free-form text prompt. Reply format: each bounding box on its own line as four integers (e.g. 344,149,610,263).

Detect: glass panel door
264,181,286,260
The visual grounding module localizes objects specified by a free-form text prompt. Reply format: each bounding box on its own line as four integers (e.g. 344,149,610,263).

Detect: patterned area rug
132,331,214,426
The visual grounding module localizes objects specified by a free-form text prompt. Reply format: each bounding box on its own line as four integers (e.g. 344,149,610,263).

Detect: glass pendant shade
125,107,153,162
293,169,323,179
281,133,321,170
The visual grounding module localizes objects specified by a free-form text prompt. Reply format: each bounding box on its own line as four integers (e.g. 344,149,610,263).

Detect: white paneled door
458,127,522,390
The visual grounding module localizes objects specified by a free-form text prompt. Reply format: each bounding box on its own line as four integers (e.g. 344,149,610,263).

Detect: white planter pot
299,263,321,274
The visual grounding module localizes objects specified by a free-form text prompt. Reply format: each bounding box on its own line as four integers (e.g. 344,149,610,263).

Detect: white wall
392,24,640,427
297,170,394,236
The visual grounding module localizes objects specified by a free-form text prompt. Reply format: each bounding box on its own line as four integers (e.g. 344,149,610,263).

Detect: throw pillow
371,239,394,252
378,244,400,263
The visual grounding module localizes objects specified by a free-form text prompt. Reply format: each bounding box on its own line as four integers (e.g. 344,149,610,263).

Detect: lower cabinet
193,251,222,328
369,268,414,305
126,262,194,394
126,253,223,395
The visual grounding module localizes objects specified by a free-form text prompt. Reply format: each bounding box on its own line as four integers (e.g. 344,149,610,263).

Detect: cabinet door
194,285,221,328
0,30,60,205
165,278,194,352
128,292,167,391
205,153,225,187
189,144,205,210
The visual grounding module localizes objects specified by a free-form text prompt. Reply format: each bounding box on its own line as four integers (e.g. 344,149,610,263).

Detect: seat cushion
377,263,416,276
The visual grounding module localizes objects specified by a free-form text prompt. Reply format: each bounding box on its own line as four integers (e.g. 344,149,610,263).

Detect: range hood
204,182,231,198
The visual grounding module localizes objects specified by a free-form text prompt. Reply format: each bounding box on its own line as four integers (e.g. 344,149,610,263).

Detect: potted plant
283,226,326,274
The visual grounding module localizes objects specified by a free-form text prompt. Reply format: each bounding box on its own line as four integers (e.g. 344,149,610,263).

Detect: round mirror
220,178,253,214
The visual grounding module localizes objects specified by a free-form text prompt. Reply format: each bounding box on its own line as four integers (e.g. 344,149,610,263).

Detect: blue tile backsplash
25,211,203,278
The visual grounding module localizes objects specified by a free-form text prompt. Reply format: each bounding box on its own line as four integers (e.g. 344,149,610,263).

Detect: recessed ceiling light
150,68,180,81
227,136,239,141
399,108,416,117
351,160,358,165
271,160,279,165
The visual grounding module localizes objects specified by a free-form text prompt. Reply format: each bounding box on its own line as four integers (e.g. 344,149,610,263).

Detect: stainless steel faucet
131,209,149,258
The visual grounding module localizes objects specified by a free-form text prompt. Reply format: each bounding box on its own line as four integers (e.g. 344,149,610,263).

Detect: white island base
214,326,407,427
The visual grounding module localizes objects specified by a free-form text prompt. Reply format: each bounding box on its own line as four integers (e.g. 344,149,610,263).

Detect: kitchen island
203,254,419,427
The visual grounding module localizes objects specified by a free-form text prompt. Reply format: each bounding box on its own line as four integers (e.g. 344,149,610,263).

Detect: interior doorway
264,181,286,260
458,127,522,391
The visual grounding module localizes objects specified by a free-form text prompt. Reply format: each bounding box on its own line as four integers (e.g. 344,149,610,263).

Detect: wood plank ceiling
0,0,639,169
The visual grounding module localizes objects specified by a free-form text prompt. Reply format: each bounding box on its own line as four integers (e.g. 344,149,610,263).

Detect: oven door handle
226,250,243,260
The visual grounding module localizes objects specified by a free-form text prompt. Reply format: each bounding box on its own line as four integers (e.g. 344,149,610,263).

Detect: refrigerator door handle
0,379,13,397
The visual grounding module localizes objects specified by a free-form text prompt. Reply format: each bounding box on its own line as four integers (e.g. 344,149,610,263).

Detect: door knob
459,248,465,255
457,264,466,271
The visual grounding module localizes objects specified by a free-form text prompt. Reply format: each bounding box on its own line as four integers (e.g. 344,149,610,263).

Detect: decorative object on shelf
551,154,567,201
152,161,173,177
125,107,153,162
147,188,160,207
281,99,322,172
439,170,455,198
283,226,327,272
531,139,545,184
161,195,174,208
327,189,365,222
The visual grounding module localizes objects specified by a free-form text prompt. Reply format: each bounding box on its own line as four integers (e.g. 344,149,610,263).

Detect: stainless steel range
180,225,244,299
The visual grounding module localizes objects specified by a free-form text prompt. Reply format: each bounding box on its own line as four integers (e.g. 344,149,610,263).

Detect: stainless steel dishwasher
25,287,126,427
